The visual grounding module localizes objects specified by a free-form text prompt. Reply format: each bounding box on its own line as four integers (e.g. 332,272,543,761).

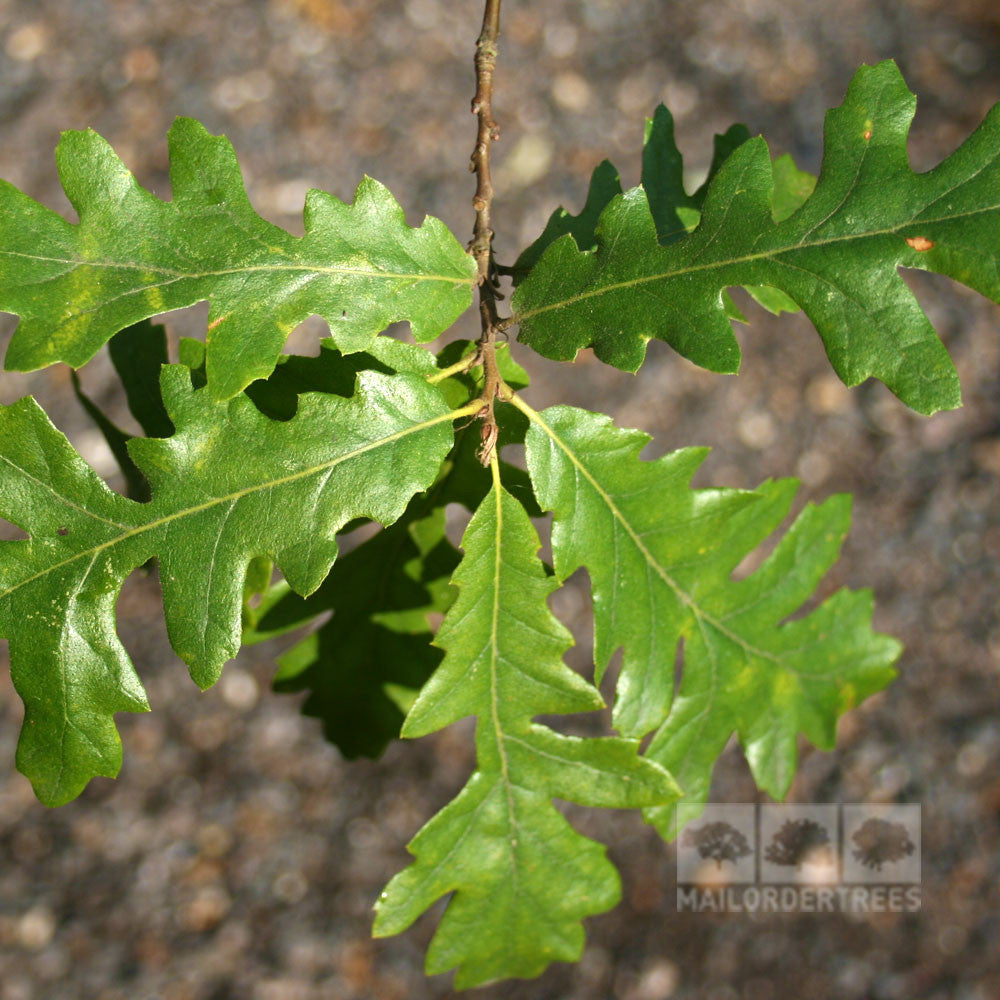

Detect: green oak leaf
739,154,818,316
0,365,459,805
0,117,477,400
519,401,901,834
690,122,755,211
373,480,679,988
643,107,752,244
249,506,459,759
643,109,813,319
513,61,1000,415
513,111,753,278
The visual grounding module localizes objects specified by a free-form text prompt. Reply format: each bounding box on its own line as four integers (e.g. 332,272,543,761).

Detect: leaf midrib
513,201,998,324
0,249,476,287
486,469,520,862
0,406,467,603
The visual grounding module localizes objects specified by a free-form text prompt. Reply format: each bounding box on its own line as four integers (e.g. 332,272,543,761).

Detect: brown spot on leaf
57,527,69,536
905,236,934,252
863,129,872,141
207,316,224,331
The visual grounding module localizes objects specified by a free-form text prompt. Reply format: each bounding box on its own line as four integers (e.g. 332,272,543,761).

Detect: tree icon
851,818,916,871
764,818,835,869
681,821,753,868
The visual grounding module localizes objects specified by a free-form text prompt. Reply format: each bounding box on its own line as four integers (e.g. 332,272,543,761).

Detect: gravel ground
0,1,999,998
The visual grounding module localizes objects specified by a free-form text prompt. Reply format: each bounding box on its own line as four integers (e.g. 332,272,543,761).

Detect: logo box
842,804,920,884
676,803,920,887
675,804,756,885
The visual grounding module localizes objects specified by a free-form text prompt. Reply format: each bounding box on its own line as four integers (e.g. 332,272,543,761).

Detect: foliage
513,61,998,415
0,31,996,989
373,476,678,987
520,401,899,839
0,118,476,400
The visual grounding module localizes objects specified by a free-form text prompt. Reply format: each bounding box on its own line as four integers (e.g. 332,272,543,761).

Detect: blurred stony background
0,1,998,998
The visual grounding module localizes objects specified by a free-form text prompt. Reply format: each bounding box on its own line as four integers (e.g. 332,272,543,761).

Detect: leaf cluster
0,59,995,987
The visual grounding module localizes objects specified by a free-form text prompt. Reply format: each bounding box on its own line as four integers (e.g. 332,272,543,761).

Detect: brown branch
470,0,503,465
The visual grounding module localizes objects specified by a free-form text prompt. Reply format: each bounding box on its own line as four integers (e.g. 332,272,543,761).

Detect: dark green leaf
642,107,750,243
513,62,999,414
257,508,459,759
740,153,818,315
69,372,150,502
513,109,750,278
69,319,173,502
514,104,807,325
692,123,755,206
512,160,622,280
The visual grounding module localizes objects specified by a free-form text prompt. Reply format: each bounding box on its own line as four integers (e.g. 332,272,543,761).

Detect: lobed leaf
0,118,477,399
251,507,459,759
374,478,679,988
513,61,1000,414
0,364,458,805
240,338,539,758
519,401,901,835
